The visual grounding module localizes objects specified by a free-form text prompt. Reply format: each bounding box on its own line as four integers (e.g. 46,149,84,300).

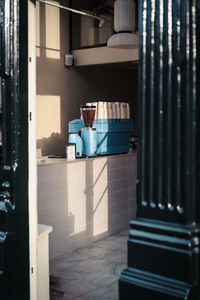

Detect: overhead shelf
72,46,138,67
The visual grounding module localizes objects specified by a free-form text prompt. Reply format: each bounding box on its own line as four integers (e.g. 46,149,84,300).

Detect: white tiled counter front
37,153,137,259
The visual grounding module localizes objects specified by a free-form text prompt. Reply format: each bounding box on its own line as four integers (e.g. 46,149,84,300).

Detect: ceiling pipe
37,0,105,27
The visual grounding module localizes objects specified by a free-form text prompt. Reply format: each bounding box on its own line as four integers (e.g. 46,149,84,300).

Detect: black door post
119,0,200,299
0,0,30,299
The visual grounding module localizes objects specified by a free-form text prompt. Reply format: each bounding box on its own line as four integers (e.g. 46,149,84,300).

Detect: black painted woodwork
119,0,200,299
0,0,30,299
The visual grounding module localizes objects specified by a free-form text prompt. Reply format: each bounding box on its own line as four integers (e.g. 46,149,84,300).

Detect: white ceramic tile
38,154,137,259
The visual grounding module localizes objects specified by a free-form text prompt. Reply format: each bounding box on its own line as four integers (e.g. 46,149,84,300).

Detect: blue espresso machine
68,117,134,158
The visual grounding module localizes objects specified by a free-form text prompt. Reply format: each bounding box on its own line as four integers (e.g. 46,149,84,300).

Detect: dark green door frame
0,0,30,299
120,0,200,299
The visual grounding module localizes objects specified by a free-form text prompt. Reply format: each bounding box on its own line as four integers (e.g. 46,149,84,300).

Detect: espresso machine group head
69,105,97,157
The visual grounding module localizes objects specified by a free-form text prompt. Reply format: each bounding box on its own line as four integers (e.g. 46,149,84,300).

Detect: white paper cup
112,102,117,119
108,102,113,119
103,102,108,119
120,102,125,119
125,103,130,119
97,102,104,119
115,102,121,119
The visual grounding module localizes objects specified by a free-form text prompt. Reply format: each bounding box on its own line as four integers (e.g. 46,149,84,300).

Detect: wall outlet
65,54,74,67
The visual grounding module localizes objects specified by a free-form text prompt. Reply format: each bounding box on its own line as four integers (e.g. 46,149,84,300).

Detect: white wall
28,1,38,299
36,0,138,156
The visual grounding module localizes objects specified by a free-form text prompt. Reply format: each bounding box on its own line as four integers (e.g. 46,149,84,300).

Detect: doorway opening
29,0,138,298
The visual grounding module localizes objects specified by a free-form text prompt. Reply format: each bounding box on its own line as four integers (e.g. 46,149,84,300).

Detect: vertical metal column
119,0,200,299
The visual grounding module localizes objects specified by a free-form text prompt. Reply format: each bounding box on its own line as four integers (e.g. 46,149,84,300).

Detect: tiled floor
50,230,128,300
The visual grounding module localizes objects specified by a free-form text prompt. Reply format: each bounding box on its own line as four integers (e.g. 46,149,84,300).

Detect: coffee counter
37,152,136,165
37,153,137,259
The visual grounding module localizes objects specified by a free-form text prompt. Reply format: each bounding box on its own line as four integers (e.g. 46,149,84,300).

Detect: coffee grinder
68,105,97,157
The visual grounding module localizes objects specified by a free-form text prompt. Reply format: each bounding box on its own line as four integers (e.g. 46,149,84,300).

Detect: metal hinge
29,112,32,121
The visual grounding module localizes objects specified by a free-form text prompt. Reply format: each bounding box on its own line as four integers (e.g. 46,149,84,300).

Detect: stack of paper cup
123,103,127,119
112,102,117,118
125,103,130,119
92,102,98,119
97,102,104,119
103,102,108,119
107,102,113,119
82,101,130,119
124,103,128,118
120,102,125,119
115,102,121,119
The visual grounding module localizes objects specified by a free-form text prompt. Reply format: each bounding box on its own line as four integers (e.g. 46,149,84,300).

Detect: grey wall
36,0,138,156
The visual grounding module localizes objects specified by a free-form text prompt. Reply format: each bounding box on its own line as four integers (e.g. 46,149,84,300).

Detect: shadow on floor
50,230,128,300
